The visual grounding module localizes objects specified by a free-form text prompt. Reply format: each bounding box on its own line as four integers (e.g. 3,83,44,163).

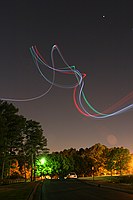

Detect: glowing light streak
72,64,133,118
0,44,133,119
103,91,133,113
73,73,133,118
30,46,82,89
73,87,90,117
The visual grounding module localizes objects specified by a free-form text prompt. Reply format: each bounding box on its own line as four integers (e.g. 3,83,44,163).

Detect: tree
85,143,107,175
106,147,131,175
105,148,116,176
0,101,26,179
24,120,48,181
0,101,48,182
35,152,75,178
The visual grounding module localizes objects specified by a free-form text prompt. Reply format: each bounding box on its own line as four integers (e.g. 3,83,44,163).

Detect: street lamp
40,157,46,165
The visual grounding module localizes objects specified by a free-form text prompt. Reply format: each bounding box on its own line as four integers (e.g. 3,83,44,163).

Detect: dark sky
0,0,133,152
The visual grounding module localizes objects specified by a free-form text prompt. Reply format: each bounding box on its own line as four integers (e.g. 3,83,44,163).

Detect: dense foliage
36,144,132,178
0,101,48,181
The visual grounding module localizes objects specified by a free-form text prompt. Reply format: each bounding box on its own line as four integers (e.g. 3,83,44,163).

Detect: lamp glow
40,157,46,165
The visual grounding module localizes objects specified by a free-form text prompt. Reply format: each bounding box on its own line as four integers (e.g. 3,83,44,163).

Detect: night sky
0,0,133,152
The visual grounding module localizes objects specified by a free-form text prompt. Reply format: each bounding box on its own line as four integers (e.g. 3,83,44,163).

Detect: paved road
40,179,133,200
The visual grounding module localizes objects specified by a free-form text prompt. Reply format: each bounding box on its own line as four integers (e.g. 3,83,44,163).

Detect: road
39,179,133,200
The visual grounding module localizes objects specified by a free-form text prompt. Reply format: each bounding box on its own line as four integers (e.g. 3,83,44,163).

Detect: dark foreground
37,179,133,200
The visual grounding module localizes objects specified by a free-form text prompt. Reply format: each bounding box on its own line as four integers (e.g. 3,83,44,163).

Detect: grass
79,175,133,183
0,182,37,200
79,175,133,191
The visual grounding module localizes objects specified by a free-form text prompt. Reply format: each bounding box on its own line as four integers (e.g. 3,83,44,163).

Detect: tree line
38,143,132,178
0,101,133,182
0,101,48,181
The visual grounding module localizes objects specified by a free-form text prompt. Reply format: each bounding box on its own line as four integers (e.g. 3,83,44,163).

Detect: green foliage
35,152,75,178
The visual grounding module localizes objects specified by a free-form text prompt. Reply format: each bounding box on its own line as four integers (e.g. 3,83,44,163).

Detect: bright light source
40,157,46,165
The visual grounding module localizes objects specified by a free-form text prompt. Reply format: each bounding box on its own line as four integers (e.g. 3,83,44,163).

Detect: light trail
0,45,133,118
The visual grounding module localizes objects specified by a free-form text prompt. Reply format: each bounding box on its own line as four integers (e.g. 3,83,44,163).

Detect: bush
9,172,23,179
